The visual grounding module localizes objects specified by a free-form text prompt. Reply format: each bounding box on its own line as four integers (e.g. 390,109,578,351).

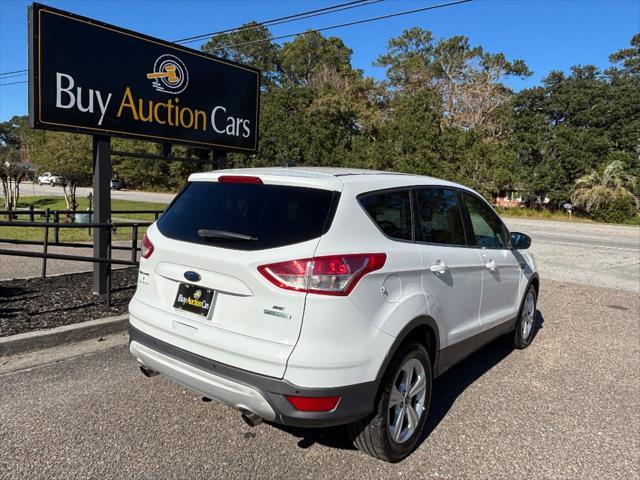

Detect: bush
592,197,637,224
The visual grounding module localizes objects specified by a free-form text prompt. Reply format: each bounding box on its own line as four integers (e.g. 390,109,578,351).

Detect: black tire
348,342,432,462
513,285,537,349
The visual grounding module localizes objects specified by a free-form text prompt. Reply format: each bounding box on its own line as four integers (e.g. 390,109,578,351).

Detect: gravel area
0,268,137,337
0,279,638,479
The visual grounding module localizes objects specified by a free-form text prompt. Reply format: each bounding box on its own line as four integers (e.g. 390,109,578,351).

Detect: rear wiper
197,229,258,241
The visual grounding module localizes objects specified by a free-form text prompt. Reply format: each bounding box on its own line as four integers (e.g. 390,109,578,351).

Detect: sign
28,3,260,152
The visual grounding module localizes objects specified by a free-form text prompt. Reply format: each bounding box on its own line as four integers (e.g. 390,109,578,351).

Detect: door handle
430,261,448,274
485,259,497,270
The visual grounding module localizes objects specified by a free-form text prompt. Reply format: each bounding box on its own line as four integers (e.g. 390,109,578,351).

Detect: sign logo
146,54,189,94
193,289,202,300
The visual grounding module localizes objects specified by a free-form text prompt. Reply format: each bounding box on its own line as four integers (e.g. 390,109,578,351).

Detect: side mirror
510,231,531,250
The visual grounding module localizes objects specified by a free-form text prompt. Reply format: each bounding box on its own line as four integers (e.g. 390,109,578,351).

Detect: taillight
141,234,154,259
218,175,263,184
258,253,386,296
286,395,341,412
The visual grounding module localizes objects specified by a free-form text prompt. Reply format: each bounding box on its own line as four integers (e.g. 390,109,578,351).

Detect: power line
0,80,28,86
0,71,28,80
0,0,473,84
0,0,382,78
204,0,472,54
0,69,28,78
175,0,383,45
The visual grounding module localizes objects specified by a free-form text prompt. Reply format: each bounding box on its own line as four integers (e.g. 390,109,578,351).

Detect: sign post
215,150,228,170
92,136,111,294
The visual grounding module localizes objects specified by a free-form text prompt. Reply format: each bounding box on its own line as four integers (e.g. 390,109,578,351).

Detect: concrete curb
0,314,129,357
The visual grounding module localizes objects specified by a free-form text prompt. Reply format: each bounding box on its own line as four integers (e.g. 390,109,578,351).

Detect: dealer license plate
173,283,214,318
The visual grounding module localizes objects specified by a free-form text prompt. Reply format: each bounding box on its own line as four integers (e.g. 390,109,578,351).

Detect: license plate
173,283,214,318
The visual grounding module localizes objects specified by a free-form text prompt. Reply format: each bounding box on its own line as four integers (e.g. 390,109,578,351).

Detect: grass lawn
496,206,640,226
496,207,593,223
0,196,166,242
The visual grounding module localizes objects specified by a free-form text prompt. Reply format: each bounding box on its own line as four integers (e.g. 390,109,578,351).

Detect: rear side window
157,181,337,250
359,190,412,241
415,188,466,246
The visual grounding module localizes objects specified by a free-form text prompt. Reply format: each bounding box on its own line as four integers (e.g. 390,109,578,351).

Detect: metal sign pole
92,135,111,295
214,150,228,170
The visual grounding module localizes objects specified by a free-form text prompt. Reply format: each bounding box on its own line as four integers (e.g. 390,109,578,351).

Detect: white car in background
37,172,62,186
110,177,124,190
128,167,539,462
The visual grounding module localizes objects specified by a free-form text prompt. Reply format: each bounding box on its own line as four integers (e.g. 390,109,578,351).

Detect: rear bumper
129,324,378,427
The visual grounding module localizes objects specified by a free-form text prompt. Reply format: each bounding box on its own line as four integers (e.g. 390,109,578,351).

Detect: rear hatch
131,174,340,378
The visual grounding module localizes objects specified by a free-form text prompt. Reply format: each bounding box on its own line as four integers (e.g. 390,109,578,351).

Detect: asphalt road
1,279,638,479
503,218,639,292
20,183,175,204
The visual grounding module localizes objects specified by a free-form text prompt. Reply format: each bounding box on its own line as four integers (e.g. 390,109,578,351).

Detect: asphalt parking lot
1,219,639,479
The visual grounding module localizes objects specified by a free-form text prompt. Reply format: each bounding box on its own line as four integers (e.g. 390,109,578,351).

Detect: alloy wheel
521,289,536,340
387,358,427,444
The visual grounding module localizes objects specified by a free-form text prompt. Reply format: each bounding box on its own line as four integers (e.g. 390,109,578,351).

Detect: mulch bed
0,268,137,337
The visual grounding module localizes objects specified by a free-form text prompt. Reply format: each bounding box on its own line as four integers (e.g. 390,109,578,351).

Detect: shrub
592,197,637,223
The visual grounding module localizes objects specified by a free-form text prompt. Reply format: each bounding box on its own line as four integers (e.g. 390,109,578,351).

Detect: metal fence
0,208,163,306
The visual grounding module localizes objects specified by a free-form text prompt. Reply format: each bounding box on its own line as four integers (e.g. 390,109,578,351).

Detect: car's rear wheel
513,285,537,349
348,342,432,462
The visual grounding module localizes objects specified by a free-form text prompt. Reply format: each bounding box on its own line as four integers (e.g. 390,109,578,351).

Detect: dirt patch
0,268,137,337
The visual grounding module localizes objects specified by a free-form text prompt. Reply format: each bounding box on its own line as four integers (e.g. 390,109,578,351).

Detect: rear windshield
156,181,338,250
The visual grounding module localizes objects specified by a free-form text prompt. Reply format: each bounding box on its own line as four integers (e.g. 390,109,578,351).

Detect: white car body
110,178,124,190
128,167,538,441
37,172,61,185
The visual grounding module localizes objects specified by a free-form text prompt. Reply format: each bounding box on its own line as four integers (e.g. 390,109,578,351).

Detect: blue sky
1,0,638,121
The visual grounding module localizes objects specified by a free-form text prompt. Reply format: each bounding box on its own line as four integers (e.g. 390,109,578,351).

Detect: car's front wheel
348,342,432,462
513,285,537,349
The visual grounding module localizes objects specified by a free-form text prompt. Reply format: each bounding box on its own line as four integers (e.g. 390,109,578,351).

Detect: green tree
280,31,353,86
510,40,640,207
608,33,640,77
571,159,638,216
0,116,34,211
33,132,92,213
376,29,531,138
202,22,280,88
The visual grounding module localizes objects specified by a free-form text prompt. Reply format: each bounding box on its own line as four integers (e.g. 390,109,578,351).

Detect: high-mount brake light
258,253,386,296
141,234,154,259
218,175,263,184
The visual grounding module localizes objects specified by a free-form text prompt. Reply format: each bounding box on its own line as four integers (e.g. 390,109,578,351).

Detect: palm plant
571,160,639,213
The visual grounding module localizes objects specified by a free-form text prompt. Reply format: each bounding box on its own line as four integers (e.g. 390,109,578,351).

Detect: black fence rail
0,207,163,241
0,213,159,306
1,207,162,221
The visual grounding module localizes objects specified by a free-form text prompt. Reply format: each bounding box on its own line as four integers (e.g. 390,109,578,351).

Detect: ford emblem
184,271,201,282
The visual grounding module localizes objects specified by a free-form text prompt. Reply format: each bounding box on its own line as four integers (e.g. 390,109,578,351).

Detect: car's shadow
269,310,545,453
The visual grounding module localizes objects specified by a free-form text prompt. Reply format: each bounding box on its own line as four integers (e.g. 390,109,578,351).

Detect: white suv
37,172,61,186
128,167,539,462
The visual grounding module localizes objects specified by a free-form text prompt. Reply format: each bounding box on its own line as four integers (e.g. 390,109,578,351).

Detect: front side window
359,190,413,241
463,192,508,248
415,188,466,246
